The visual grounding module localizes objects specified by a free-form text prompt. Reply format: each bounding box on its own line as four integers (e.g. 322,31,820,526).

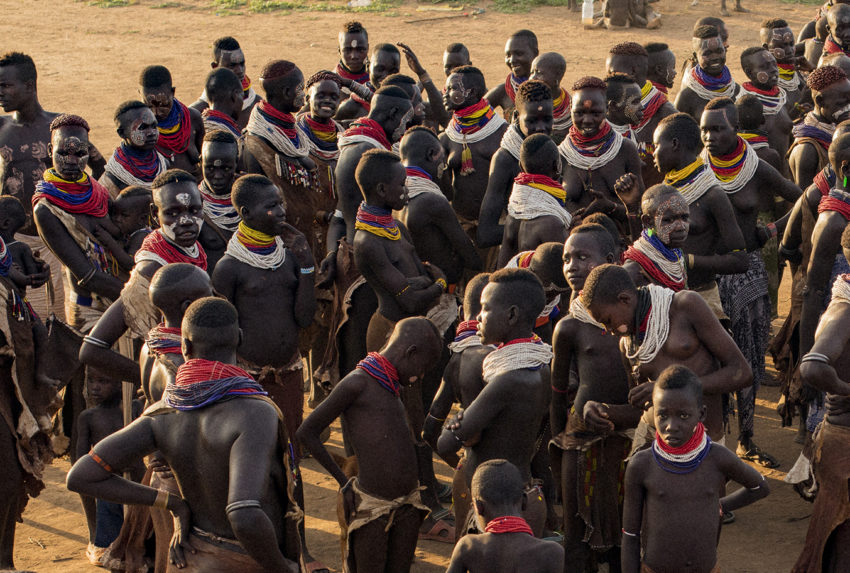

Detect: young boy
0,196,50,286
297,317,443,573
75,367,143,565
621,365,769,573
92,186,153,273
446,459,564,573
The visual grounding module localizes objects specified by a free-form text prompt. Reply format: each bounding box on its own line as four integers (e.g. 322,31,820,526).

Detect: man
581,264,751,448
298,318,442,573
622,184,689,292
559,76,644,237
0,52,105,319
794,225,850,572
443,43,472,77
197,130,240,272
651,112,748,315
67,297,302,573
701,97,801,466
551,224,634,572
437,268,551,537
335,43,401,124
692,0,747,16
606,41,677,184
139,65,204,176
738,46,793,166
644,42,676,96
198,68,243,141
530,52,571,143
825,3,850,57
485,30,539,118
500,134,571,266
788,65,850,191
761,19,809,118
439,66,507,245
190,36,260,129
676,25,739,123
100,100,168,196
398,127,481,288
335,21,370,100
478,80,554,250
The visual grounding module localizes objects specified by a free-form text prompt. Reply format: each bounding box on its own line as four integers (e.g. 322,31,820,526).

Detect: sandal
419,518,456,543
736,442,780,469
305,560,330,573
722,510,735,525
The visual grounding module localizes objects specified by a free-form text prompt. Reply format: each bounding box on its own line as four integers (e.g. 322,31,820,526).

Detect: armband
348,81,374,101
76,266,97,288
435,278,448,292
89,449,114,473
332,209,344,220
396,284,410,297
83,335,111,349
551,384,568,394
426,412,446,422
419,72,432,85
450,428,464,448
225,499,263,513
801,352,830,365
779,243,800,258
622,528,640,538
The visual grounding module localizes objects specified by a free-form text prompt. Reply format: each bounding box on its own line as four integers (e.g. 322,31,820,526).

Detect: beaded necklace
156,99,193,159
651,422,712,474
355,203,400,241
356,352,400,396
485,516,533,535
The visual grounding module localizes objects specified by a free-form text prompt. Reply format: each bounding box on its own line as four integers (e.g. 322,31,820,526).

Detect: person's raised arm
226,402,299,573
620,455,646,573
800,216,845,356
478,151,516,248
79,300,141,387
397,43,450,129
34,208,124,301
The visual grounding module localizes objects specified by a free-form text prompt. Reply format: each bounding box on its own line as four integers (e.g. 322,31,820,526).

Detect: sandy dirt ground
3,0,825,570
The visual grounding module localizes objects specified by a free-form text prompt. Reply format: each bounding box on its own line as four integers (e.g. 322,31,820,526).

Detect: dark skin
563,88,644,233
190,47,259,129
443,49,471,78
437,282,550,489
67,319,300,573
78,182,205,387
621,386,768,573
141,82,205,177
478,99,554,248
99,106,160,196
0,214,49,287
552,235,636,570
339,31,369,76
0,64,105,236
397,43,451,130
101,196,152,269
700,108,801,251
213,184,316,368
485,36,538,114
335,50,401,124
646,49,677,92
650,124,748,289
587,287,752,441
762,25,811,115
622,191,690,288
529,54,569,143
675,36,739,124
439,72,508,224
446,494,564,573
789,79,850,191
741,50,794,163
297,318,442,573
197,140,238,273
34,126,125,303
354,161,445,322
398,134,481,285
499,148,568,267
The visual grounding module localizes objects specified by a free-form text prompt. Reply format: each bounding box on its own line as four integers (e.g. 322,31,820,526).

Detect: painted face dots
129,119,147,147
654,195,688,244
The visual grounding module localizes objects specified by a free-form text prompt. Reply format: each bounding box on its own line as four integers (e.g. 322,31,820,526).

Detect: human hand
613,173,641,212
148,453,175,480
628,381,655,410
280,223,315,269
583,401,615,433
795,56,815,73
397,43,427,78
28,267,50,288
317,251,337,289
422,261,446,283
168,497,194,569
446,409,464,431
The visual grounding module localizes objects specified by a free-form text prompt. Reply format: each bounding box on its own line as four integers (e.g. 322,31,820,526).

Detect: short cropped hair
693,25,721,41
152,169,196,190
114,100,149,123
570,222,616,258
609,42,648,58
373,43,400,57
655,364,704,406
451,65,487,94
488,267,546,325
736,94,765,131
572,76,607,92
382,74,418,100
704,96,738,125
49,114,90,134
657,113,702,152
212,36,241,61
446,43,469,56
761,18,788,29
0,52,36,83
515,80,552,111
150,263,208,311
471,459,524,507
231,174,276,210
306,70,342,89
740,46,768,68
510,29,539,53
205,67,242,103
140,65,172,89
644,42,669,54
0,196,27,232
115,185,152,204
531,242,570,289
579,264,636,308
203,129,239,145
580,213,621,248
182,297,239,350
463,272,491,319
355,149,401,199
605,73,638,103
641,184,683,217
520,133,558,175
341,21,367,37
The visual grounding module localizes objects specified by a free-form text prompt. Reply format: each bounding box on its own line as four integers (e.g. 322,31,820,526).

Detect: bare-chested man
298,317,442,573
485,30,539,119
0,52,104,319
644,42,676,97
794,227,850,572
140,65,204,177
701,97,801,465
551,224,635,572
67,297,302,573
478,80,554,250
530,52,571,144
197,130,239,273
190,36,260,130
439,66,507,243
398,126,481,287
100,101,168,196
581,264,751,450
437,268,552,537
789,65,850,191
676,25,739,124
559,76,644,236
500,134,571,266
197,68,243,142
335,43,401,125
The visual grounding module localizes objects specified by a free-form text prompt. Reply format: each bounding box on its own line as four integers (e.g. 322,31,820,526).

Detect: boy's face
339,32,369,72
201,142,239,196
370,50,400,88
516,99,554,138
120,107,159,151
87,373,120,405
242,184,287,236
478,283,512,345
609,83,644,127
142,84,175,123
113,197,149,235
743,51,778,89
651,194,690,248
563,234,609,292
653,386,705,448
505,37,535,79
154,183,204,248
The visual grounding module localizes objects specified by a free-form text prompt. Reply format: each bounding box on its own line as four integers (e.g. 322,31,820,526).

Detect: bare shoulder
627,447,652,477
673,289,709,312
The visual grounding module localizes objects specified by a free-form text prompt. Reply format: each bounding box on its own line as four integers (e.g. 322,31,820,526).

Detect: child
0,196,50,289
93,185,153,272
74,366,143,566
621,365,770,573
446,459,564,573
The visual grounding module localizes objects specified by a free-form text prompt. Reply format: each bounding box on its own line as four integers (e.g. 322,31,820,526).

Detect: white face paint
176,193,191,206
351,40,359,48
160,221,179,241
616,324,629,334
392,108,414,142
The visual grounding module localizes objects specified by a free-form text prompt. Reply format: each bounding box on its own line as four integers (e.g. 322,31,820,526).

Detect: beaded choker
514,172,566,204
33,169,110,217
406,166,432,181
634,81,667,133
199,180,240,233
825,35,848,56
704,136,759,193
135,229,208,271
792,113,835,151
504,73,527,103
156,99,192,158
109,143,167,186
664,157,715,205
485,515,533,535
552,87,572,130
201,108,240,138
739,130,768,149
339,118,392,151
355,203,400,240
335,61,370,85
164,358,266,411
652,422,712,474
146,323,182,356
623,229,686,291
739,83,786,116
691,65,734,93
356,352,400,396
819,187,850,221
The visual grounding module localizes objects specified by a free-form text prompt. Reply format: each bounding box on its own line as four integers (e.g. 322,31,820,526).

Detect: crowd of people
2,2,850,572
